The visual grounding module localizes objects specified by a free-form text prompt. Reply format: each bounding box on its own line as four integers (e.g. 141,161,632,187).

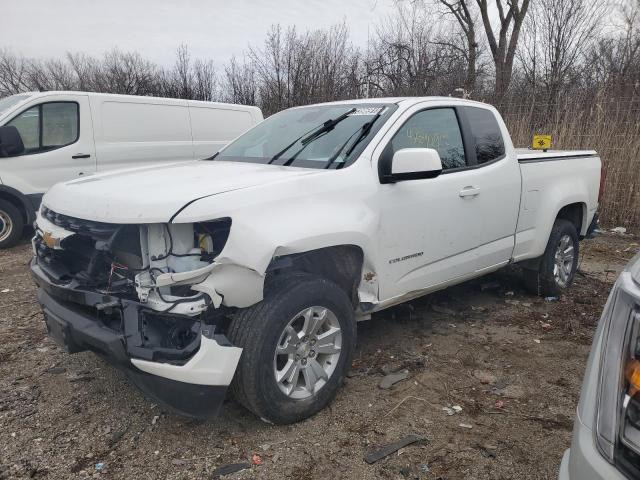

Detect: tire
227,272,356,424
523,219,579,297
0,199,24,249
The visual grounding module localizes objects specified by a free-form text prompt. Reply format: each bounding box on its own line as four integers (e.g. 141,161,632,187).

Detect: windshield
0,94,31,117
214,103,397,169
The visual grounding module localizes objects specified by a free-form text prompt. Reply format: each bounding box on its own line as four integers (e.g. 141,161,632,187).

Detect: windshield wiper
323,109,385,170
268,107,356,165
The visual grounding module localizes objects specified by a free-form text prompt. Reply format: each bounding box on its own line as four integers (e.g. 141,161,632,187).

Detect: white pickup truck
30,97,601,423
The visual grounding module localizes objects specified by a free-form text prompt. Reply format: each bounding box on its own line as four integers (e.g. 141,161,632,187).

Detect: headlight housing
595,253,640,478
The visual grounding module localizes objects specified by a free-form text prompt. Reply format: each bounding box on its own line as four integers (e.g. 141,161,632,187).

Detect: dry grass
497,92,640,231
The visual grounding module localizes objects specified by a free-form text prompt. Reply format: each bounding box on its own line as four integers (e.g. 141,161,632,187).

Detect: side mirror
387,148,443,182
0,125,25,157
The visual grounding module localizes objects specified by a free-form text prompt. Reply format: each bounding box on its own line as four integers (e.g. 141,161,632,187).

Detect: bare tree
476,0,531,99
435,0,479,92
520,0,606,102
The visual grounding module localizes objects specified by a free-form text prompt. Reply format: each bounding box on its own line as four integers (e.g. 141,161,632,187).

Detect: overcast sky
3,0,396,67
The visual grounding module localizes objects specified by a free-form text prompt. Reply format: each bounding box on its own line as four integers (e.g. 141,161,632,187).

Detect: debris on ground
473,370,497,385
379,370,409,389
442,405,462,416
545,296,559,302
459,423,473,429
364,434,425,464
611,226,627,234
251,453,263,466
211,462,252,477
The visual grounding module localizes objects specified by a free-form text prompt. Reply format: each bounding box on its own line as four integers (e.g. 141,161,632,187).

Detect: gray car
560,252,640,479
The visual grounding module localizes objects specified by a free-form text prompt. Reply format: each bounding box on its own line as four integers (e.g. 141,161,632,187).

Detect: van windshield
0,94,31,117
213,103,397,169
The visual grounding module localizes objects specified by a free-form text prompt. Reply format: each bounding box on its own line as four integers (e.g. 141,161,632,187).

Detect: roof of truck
308,96,495,108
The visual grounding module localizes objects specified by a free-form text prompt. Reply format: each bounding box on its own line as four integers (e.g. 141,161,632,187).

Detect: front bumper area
31,260,242,418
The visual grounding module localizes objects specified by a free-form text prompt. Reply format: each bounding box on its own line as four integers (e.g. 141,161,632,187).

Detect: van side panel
189,105,257,158
92,97,194,171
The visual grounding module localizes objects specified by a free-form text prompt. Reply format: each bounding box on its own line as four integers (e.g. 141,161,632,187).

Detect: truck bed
516,149,598,162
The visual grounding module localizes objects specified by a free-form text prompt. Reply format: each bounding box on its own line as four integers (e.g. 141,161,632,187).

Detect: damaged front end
30,206,245,417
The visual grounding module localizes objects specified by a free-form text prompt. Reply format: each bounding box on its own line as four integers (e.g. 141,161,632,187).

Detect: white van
0,91,263,248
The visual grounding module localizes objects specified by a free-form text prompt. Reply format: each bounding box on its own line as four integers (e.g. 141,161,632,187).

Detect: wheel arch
0,185,36,224
556,202,587,237
266,244,366,307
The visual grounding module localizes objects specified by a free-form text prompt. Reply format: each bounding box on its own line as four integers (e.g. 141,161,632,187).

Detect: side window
7,102,79,154
42,103,78,148
389,108,466,170
463,107,505,164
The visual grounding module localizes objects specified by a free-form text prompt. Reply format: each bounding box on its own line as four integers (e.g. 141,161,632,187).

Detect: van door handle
72,153,91,159
459,186,481,197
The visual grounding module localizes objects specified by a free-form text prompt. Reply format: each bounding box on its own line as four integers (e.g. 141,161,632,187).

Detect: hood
43,160,319,223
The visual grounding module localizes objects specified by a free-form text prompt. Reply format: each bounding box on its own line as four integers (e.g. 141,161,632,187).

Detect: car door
2,94,96,196
375,102,520,301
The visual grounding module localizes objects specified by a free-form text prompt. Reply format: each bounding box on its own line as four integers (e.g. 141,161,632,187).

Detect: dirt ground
1,231,638,480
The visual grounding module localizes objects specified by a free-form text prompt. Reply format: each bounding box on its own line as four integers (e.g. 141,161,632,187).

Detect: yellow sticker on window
532,134,552,150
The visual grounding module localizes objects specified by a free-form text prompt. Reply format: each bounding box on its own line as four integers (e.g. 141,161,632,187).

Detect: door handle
459,186,481,197
72,153,91,159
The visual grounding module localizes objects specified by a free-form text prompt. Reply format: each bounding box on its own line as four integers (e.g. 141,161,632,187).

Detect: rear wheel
0,199,23,249
523,219,579,297
227,273,356,424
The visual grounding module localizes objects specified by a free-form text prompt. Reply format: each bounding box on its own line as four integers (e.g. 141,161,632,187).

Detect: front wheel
227,273,356,424
0,199,24,249
523,219,579,297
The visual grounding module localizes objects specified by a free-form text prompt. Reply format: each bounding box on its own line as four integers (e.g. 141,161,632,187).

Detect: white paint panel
101,101,191,142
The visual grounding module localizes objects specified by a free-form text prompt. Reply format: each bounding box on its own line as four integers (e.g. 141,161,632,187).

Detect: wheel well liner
556,202,585,235
266,245,364,306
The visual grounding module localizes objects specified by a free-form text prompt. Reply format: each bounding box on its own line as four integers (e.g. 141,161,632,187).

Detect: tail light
599,163,606,203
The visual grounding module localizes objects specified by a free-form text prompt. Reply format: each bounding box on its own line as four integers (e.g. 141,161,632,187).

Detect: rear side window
463,107,505,164
389,108,466,170
7,102,79,154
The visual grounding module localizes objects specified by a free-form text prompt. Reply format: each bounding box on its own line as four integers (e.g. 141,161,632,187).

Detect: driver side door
376,105,504,300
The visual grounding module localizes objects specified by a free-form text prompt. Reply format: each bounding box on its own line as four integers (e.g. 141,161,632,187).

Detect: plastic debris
379,370,409,389
95,463,104,471
459,423,473,429
544,296,558,302
251,454,263,466
495,399,505,409
541,323,552,331
611,226,627,234
534,339,541,344
212,462,252,477
151,415,159,425
364,434,425,464
1,289,11,293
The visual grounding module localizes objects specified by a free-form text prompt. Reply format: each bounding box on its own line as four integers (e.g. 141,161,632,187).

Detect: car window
463,107,505,164
8,106,40,151
389,108,466,170
42,103,78,148
6,102,79,155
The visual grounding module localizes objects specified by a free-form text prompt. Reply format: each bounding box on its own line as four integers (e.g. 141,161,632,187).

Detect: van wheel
0,199,23,249
227,273,356,424
523,219,579,297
